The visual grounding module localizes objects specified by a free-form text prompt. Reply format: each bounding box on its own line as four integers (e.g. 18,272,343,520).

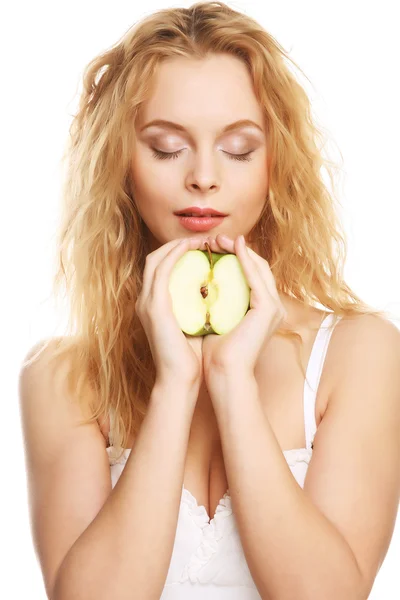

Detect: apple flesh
168,242,251,336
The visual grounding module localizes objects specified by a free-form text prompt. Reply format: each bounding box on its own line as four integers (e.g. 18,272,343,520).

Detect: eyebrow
139,118,264,135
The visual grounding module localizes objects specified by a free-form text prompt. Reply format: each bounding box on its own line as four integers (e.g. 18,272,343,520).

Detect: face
131,53,269,253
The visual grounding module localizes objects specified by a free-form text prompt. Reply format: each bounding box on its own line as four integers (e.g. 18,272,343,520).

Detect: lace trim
179,488,233,583
106,446,312,584
107,446,313,468
283,446,312,466
106,445,130,466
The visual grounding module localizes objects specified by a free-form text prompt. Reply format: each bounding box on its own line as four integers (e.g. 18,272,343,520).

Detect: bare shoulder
316,313,400,421
329,313,400,361
19,335,99,414
332,312,400,340
18,335,105,474
325,313,400,405
20,337,111,446
20,336,77,384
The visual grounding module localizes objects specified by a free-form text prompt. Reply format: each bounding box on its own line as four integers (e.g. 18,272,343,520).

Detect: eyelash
151,149,254,162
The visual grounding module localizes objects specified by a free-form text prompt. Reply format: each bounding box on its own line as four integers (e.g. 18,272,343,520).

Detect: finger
215,233,235,250
212,233,264,285
149,237,207,304
209,234,281,305
140,238,184,301
206,234,234,254
220,234,280,304
206,234,267,304
244,245,281,303
141,237,206,302
234,235,273,309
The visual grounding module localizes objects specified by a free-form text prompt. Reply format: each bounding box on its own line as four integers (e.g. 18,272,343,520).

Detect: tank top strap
304,312,342,450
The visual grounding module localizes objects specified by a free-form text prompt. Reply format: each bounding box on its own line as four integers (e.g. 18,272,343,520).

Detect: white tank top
106,311,341,598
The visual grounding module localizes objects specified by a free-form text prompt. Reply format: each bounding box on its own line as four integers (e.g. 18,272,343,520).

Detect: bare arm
19,340,199,600
54,380,197,600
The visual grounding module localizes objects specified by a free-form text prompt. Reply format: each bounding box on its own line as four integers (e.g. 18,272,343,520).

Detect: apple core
169,242,251,336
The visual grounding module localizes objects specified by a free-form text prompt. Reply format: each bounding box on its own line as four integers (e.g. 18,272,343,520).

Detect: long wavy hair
23,1,394,460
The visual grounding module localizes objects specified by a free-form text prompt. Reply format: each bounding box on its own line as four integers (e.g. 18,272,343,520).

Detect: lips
174,206,226,217
179,213,217,217
175,214,226,232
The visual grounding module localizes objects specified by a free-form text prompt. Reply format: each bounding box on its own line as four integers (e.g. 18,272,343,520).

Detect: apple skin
168,248,251,336
205,251,225,266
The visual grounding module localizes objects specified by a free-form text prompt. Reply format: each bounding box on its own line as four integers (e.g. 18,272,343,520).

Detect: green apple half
168,242,251,336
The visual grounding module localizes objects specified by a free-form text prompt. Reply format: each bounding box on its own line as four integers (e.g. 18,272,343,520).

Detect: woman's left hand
202,233,287,379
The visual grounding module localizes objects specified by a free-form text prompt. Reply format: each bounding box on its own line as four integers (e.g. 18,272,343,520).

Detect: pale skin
130,53,400,597
132,52,321,330
19,53,400,599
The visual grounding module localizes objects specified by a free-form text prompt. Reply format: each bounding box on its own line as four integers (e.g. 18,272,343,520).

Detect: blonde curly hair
23,1,393,461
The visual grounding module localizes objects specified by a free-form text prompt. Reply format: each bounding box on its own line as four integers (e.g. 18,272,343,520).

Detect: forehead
138,53,265,133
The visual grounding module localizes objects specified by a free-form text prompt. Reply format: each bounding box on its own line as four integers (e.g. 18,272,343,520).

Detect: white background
2,1,399,597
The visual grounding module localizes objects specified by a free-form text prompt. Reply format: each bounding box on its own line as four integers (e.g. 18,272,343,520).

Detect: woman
19,2,400,599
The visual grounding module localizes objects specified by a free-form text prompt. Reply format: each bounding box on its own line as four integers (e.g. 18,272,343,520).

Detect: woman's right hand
135,236,207,388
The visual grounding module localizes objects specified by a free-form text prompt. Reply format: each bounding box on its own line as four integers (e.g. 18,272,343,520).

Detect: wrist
147,381,198,433
205,364,255,389
154,374,201,402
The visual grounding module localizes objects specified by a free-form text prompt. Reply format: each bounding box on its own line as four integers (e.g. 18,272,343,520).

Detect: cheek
234,163,268,201
131,152,154,190
132,152,179,196
130,170,175,223
130,156,158,204
252,162,269,199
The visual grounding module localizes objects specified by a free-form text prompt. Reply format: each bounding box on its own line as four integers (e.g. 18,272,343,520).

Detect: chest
183,328,334,520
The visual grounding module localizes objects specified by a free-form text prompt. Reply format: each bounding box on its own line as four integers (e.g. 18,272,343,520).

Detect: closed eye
151,149,254,162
